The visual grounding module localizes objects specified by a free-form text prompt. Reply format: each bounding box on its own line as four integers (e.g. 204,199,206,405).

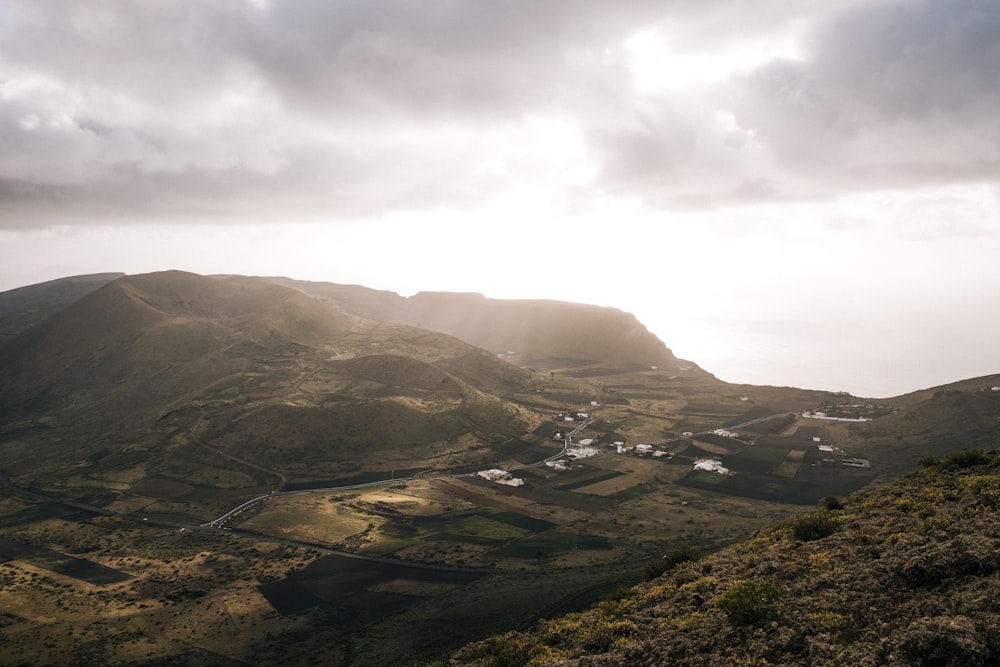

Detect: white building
693,458,730,475
477,469,525,486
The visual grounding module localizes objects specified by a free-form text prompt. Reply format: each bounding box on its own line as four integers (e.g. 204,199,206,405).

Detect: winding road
0,412,790,570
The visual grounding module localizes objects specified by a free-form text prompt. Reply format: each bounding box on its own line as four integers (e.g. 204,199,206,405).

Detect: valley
1,271,998,665
0,367,874,665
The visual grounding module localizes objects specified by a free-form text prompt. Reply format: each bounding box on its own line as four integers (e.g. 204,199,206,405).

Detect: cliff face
399,291,682,369
451,449,1000,666
268,278,687,370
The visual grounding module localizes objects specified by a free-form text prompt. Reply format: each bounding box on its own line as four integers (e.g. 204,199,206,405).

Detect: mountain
3,271,1000,666
0,271,535,501
267,277,688,370
2,273,693,372
449,448,1000,666
401,291,682,369
0,271,353,425
0,272,124,341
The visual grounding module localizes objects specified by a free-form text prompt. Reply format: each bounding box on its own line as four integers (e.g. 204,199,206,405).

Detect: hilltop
268,277,688,371
450,448,1000,666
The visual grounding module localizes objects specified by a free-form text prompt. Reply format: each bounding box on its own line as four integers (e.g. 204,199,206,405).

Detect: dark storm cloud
816,0,1000,120
0,0,997,227
726,0,1000,193
0,0,656,225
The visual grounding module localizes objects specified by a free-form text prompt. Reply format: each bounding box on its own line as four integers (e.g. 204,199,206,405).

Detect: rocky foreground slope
450,449,1000,666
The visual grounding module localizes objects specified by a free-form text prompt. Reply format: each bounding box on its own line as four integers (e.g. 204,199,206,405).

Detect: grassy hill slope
828,377,1000,481
0,271,536,503
0,272,124,341
450,449,1000,666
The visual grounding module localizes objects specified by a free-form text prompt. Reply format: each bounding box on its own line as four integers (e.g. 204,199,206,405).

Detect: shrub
716,579,782,625
540,615,584,648
940,449,991,471
583,618,638,652
822,496,844,510
790,510,840,542
644,543,700,580
452,631,557,667
897,615,990,665
806,611,851,634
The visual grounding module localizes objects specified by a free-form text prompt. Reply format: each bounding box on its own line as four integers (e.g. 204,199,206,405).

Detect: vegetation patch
448,515,532,541
551,469,623,492
645,543,700,581
789,510,841,542
493,532,613,559
259,553,488,616
716,579,782,625
492,438,559,464
0,537,132,585
447,451,1000,665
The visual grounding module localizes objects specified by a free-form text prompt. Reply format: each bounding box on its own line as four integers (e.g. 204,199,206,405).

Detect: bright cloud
625,26,805,92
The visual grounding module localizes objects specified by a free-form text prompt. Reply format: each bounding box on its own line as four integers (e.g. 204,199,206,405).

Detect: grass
687,470,729,486
446,450,1000,665
494,532,613,559
550,469,623,492
0,358,862,664
239,498,373,545
733,446,790,464
449,516,532,541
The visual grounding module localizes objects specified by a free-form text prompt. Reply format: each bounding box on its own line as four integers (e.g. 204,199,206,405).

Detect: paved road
0,412,792,570
201,418,597,528
202,413,795,528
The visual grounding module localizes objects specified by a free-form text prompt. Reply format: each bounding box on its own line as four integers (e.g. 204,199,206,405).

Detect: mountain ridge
0,271,536,495
264,276,689,371
1,272,692,375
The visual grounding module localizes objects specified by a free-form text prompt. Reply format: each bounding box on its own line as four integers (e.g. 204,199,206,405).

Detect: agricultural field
0,364,857,664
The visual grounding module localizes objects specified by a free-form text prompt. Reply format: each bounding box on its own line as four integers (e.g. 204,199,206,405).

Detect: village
474,402,873,504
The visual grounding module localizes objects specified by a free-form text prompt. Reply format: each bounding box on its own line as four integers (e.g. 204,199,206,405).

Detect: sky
1,0,999,398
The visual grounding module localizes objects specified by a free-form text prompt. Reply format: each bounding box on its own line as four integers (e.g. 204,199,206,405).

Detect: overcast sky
2,0,999,397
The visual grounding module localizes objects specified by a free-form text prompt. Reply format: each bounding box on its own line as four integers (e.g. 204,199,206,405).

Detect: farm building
693,458,730,475
477,469,525,486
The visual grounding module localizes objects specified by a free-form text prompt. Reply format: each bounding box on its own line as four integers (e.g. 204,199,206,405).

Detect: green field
492,532,613,559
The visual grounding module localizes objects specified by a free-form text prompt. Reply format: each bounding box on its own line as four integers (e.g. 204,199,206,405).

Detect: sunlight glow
625,27,805,92
475,116,594,187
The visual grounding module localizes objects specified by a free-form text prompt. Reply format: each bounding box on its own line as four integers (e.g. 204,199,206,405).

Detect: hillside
0,271,537,508
450,449,1000,666
268,277,688,371
0,272,123,340
1,272,696,373
0,271,355,427
3,272,1000,666
826,377,1000,481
